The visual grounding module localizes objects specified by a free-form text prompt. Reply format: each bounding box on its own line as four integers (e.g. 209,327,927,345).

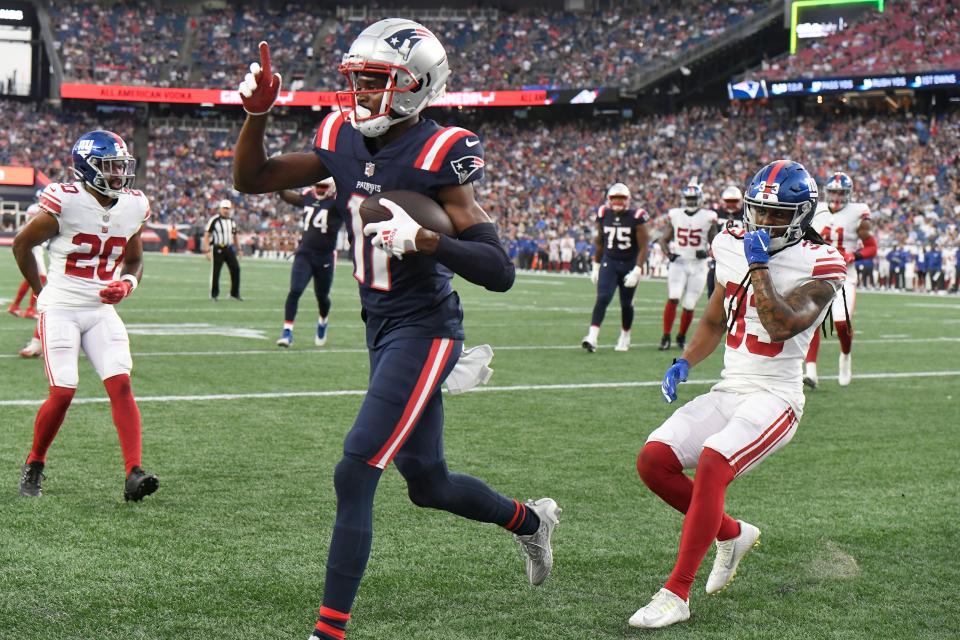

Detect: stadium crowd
50,1,762,91
752,0,960,80
1,97,957,290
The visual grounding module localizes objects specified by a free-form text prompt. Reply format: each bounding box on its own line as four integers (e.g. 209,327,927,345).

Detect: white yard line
1,370,958,407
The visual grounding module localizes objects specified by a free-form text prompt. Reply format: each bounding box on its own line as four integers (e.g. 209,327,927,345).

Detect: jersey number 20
65,233,127,280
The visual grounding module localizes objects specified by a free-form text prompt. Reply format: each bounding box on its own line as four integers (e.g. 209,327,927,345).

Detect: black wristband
748,265,769,272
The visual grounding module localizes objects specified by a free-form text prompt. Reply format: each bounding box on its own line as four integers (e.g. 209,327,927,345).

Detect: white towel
444,344,494,395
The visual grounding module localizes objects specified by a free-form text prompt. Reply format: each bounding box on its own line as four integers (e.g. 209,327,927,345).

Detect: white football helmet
607,183,630,211
338,18,451,138
721,185,742,213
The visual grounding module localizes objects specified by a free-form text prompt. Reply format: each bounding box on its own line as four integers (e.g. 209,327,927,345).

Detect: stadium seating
50,1,762,90
752,0,960,80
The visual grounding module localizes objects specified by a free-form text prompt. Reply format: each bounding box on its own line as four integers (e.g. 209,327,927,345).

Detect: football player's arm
593,220,604,263
854,218,877,259
678,285,727,367
278,189,306,207
634,223,650,268
12,212,59,295
659,222,674,255
119,230,144,282
233,116,329,193
749,272,837,342
413,182,514,292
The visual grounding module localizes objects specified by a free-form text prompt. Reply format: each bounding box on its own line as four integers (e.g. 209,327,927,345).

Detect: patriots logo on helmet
450,155,484,184
384,27,433,56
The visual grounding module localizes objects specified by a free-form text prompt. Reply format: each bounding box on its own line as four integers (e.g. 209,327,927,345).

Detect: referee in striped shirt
204,199,242,300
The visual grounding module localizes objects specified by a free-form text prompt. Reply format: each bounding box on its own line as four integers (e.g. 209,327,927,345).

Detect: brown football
359,190,456,237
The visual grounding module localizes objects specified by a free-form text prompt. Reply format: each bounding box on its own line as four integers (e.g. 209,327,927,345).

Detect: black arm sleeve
434,222,515,292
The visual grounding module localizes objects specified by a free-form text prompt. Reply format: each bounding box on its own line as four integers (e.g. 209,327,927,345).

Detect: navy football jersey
297,192,344,254
313,113,485,341
596,205,649,261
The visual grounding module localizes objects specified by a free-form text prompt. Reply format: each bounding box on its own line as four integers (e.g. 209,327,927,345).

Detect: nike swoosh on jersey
465,139,480,147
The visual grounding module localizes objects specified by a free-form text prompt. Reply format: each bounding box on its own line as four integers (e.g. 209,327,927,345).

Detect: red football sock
662,300,678,335
26,386,76,464
806,329,821,363
637,442,740,539
664,448,736,601
835,320,852,355
103,374,142,474
314,605,350,640
12,280,30,307
678,309,694,337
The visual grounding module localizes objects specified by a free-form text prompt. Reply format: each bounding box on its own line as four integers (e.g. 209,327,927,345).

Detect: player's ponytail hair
803,226,828,245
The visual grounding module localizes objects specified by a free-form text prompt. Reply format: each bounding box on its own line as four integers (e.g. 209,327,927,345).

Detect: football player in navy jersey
581,183,650,353
275,177,344,347
233,21,560,640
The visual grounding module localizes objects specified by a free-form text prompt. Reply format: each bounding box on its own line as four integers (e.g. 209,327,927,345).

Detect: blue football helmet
824,171,853,211
71,130,136,199
681,183,702,213
743,160,819,252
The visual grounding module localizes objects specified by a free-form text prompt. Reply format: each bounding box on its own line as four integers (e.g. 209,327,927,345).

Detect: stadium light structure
790,0,884,55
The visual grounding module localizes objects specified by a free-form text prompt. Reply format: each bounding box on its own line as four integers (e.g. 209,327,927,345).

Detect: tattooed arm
749,269,837,342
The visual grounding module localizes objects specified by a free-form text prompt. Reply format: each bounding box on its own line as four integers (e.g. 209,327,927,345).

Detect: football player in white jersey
630,161,844,629
11,130,159,502
803,172,876,388
658,183,719,351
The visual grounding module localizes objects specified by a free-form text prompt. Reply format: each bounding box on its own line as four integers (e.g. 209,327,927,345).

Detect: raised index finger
258,41,271,81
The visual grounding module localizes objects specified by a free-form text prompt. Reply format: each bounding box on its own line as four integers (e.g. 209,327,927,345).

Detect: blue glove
743,229,771,264
661,358,689,404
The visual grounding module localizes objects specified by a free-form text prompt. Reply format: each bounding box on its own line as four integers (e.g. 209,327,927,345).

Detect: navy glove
661,358,689,404
743,229,771,265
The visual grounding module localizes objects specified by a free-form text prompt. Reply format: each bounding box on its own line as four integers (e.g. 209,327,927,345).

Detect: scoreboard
0,1,36,96
788,0,884,54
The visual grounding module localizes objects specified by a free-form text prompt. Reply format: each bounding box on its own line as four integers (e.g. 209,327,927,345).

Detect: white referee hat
218,199,233,209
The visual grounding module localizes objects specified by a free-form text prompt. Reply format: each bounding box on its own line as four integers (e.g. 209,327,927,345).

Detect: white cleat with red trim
19,337,42,358
706,520,761,594
628,588,690,629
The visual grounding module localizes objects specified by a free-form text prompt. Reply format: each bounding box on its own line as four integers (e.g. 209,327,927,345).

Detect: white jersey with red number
711,230,845,414
668,207,718,260
36,182,150,310
811,201,869,275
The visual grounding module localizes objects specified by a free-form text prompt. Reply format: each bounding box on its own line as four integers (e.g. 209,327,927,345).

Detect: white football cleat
838,353,852,386
19,337,42,358
628,588,690,629
705,520,761,595
581,335,597,353
614,331,630,352
276,328,292,348
515,497,561,586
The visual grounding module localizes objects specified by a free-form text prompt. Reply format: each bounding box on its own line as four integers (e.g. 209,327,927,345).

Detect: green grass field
0,248,958,639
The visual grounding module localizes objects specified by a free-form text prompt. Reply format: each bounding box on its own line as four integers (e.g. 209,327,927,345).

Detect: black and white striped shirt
206,215,236,247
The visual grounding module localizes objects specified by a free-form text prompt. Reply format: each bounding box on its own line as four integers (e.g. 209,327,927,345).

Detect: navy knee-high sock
316,456,382,636
404,462,540,535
